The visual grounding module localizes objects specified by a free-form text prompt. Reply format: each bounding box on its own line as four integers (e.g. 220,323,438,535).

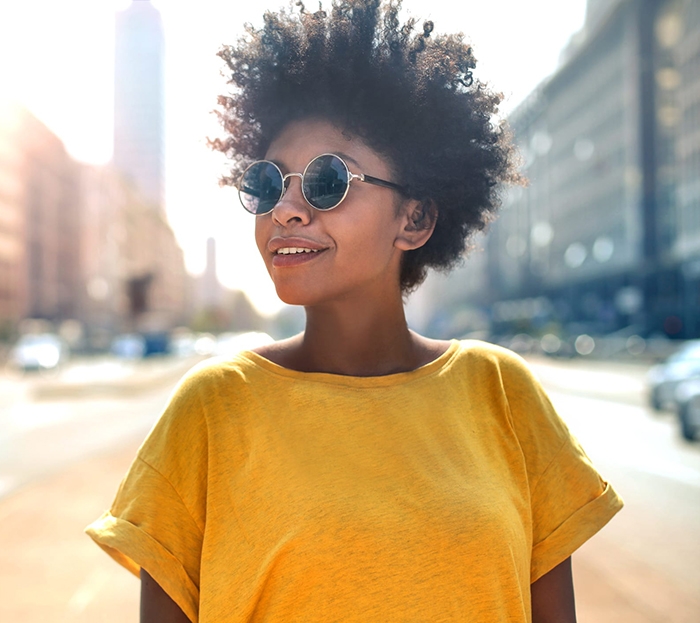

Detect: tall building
421,0,700,340
0,102,82,333
666,0,700,335
0,101,29,335
199,237,223,309
80,163,190,344
113,0,165,210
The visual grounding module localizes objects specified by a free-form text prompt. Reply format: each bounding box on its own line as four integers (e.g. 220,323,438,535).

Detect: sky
0,0,588,315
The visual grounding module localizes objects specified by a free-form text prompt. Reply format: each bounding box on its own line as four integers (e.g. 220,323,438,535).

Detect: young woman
87,2,622,621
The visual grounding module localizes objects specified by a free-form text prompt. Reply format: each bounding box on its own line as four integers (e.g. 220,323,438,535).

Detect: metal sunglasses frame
238,152,405,215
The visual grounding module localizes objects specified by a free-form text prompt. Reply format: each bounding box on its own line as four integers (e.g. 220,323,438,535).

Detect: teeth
276,247,320,255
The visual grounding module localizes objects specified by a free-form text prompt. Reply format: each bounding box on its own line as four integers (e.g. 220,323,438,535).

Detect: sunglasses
238,153,405,215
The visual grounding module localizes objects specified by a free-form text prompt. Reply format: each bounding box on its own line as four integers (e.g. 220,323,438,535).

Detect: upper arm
140,568,192,623
530,557,577,623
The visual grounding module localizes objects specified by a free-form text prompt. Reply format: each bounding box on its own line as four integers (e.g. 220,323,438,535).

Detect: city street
0,355,205,500
528,357,700,622
0,354,699,622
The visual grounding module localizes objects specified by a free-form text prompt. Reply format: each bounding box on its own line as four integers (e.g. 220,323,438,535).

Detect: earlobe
395,199,437,251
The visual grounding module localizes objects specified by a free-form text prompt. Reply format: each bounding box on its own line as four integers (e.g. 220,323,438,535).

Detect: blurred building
0,102,82,337
0,101,28,337
80,165,129,345
190,237,266,334
670,0,700,337
108,0,191,343
428,0,699,339
0,99,189,348
80,164,189,347
114,0,165,210
198,237,223,309
127,199,189,334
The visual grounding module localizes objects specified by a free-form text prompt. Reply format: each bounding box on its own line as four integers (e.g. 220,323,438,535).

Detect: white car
11,333,68,371
675,377,700,441
647,340,700,411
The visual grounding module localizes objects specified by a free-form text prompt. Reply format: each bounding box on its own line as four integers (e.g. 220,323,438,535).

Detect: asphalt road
0,355,202,500
528,356,700,622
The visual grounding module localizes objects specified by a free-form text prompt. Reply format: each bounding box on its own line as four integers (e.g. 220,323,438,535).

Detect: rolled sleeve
529,437,623,582
85,456,203,622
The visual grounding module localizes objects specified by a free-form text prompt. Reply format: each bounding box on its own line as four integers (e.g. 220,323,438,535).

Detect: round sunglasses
238,153,405,215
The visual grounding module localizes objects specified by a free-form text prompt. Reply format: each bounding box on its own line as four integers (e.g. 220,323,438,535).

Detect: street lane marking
543,388,700,489
636,462,700,489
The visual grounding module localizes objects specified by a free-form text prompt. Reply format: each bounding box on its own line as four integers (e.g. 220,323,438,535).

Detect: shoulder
142,352,270,447
453,339,562,429
452,339,536,382
174,350,269,395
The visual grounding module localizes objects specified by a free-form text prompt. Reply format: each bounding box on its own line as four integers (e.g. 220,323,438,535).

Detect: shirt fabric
86,339,622,623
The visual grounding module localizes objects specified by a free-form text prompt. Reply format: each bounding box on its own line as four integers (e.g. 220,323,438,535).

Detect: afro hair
213,0,519,291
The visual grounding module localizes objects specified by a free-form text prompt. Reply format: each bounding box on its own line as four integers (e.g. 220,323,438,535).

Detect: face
254,118,413,307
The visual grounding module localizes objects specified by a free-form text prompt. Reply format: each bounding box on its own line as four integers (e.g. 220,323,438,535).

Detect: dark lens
239,161,283,214
302,155,349,210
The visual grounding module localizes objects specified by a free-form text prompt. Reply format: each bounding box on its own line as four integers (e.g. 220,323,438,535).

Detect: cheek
339,210,401,257
254,218,270,259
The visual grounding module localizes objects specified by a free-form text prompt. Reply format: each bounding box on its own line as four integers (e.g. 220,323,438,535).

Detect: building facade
80,164,189,347
433,0,700,339
0,102,82,336
0,101,189,348
668,0,700,336
0,101,28,337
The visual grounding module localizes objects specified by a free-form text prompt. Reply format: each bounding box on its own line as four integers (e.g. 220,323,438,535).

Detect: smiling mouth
275,247,322,255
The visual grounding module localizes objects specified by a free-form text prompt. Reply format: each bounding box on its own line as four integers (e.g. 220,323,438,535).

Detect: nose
271,173,312,226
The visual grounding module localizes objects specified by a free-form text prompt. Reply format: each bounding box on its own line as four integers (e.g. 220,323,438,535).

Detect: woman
87,1,622,621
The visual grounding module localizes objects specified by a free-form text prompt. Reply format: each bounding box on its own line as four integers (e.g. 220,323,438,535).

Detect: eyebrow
269,152,363,172
333,151,361,169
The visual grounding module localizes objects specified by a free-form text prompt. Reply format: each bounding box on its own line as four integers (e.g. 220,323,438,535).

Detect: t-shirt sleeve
497,348,623,583
85,362,212,623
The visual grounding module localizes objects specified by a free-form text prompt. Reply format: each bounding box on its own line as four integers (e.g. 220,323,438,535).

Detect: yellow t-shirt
86,340,622,623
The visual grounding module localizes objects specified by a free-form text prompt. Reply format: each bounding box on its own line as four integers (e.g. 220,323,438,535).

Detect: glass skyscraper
113,0,165,210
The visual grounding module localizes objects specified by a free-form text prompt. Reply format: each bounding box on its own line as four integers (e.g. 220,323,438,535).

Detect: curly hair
213,0,519,292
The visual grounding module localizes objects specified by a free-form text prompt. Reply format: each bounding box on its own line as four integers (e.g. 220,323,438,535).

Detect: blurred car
170,331,197,357
10,333,68,371
110,333,146,359
647,340,700,411
142,331,171,356
214,331,273,356
675,377,700,441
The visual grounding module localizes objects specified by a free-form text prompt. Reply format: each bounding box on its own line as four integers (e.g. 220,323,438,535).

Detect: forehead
264,118,387,173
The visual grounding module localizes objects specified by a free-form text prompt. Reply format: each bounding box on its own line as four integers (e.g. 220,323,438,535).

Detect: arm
530,557,577,623
140,569,192,623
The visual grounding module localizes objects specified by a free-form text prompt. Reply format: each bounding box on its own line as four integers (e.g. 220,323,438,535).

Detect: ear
394,199,437,251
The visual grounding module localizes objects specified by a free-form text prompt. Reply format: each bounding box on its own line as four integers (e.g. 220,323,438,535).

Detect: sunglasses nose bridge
281,171,303,197
272,172,312,222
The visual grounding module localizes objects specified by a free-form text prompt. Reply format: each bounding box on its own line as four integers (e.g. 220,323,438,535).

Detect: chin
273,281,348,308
273,285,317,307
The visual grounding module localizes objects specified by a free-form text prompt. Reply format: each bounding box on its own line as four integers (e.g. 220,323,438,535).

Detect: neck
297,295,418,376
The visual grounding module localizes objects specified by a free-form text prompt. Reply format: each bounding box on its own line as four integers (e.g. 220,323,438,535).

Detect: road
0,355,203,500
528,356,700,622
0,354,698,622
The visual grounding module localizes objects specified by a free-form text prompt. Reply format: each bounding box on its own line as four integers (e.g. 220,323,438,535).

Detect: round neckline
237,339,461,388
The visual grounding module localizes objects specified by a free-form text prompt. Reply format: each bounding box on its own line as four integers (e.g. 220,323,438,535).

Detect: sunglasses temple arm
360,173,406,194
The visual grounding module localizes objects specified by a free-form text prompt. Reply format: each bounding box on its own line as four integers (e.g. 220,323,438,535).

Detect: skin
253,118,445,376
140,118,577,622
140,569,190,623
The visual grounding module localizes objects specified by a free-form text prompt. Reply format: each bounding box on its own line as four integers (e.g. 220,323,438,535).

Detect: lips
268,237,329,267
268,237,328,254
276,247,321,255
